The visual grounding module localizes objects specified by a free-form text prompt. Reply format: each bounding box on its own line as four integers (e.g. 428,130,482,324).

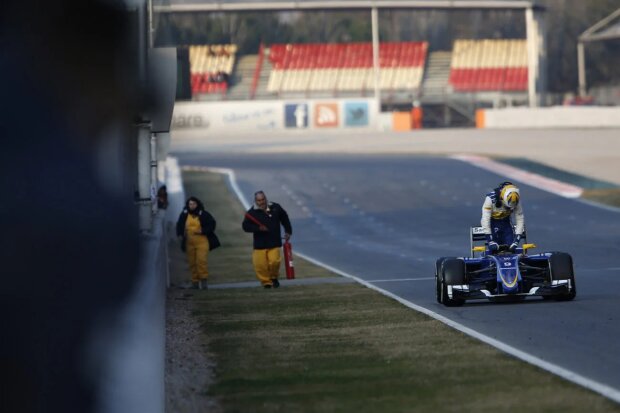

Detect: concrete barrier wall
377,112,393,131
172,98,378,133
478,106,620,129
97,213,167,413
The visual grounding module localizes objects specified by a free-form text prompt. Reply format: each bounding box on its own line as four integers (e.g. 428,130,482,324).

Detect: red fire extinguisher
283,240,295,279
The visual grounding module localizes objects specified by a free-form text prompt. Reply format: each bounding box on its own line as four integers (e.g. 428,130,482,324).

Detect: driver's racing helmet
500,184,520,209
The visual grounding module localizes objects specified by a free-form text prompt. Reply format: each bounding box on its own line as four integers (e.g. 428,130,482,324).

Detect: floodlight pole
371,6,381,128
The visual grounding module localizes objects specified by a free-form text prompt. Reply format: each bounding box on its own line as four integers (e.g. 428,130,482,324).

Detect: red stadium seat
266,41,428,92
449,40,527,92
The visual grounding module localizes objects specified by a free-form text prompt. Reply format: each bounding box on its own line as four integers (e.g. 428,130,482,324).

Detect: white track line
578,267,620,272
366,277,434,283
451,154,583,198
185,162,620,405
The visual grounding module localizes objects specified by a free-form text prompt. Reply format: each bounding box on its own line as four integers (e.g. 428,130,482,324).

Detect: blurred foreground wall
0,1,172,412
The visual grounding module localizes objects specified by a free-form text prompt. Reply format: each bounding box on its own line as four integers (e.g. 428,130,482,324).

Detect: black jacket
176,209,221,252
242,202,292,249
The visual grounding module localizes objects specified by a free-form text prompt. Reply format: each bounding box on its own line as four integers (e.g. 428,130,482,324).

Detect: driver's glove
509,234,522,252
486,234,499,252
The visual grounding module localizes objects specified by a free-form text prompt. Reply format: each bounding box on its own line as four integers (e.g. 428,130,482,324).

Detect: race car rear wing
470,226,527,257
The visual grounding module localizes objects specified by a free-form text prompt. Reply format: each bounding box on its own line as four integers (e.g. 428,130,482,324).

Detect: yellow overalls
252,248,281,286
185,214,210,283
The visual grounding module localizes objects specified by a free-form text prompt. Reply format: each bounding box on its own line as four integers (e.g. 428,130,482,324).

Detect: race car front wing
448,279,573,300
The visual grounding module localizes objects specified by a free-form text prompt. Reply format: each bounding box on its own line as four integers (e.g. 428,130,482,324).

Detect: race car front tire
439,258,465,307
549,252,577,301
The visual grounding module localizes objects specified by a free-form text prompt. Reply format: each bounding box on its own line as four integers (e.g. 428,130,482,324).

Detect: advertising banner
172,98,378,133
284,103,308,129
172,101,283,132
314,103,340,128
344,102,369,127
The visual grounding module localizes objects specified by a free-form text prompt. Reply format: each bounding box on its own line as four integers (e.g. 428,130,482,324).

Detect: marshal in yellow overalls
185,214,210,283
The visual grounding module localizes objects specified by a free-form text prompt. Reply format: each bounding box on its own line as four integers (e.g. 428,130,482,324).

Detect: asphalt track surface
174,151,620,399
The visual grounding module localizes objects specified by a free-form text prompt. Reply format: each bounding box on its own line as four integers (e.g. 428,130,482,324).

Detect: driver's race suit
481,190,524,245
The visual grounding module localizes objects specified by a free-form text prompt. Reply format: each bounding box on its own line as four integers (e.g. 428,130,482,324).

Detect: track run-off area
171,128,620,403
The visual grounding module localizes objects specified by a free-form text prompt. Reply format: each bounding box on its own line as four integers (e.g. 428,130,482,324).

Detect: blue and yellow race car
435,227,577,306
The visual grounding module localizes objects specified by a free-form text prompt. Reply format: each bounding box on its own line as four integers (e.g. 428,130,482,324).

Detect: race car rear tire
549,252,577,301
439,258,465,307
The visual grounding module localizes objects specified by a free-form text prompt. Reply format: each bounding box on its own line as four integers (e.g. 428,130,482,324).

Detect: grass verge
582,188,620,208
172,169,620,412
195,285,619,413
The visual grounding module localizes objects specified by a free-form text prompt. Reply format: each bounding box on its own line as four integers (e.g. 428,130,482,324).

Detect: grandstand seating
189,44,237,95
448,39,528,92
266,42,428,93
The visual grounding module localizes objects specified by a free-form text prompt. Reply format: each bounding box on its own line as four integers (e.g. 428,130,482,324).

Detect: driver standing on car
481,181,524,253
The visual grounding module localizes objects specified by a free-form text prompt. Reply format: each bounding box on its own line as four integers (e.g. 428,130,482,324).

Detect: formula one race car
435,227,577,306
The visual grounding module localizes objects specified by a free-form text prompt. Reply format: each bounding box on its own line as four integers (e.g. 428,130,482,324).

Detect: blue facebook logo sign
345,102,369,127
285,103,308,128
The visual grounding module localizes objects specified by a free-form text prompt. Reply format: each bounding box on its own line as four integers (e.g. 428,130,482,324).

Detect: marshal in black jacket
176,208,221,252
242,202,292,249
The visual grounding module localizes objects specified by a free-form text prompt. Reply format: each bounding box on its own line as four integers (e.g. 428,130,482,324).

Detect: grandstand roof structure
154,0,543,13
590,23,620,42
577,8,620,97
580,7,620,43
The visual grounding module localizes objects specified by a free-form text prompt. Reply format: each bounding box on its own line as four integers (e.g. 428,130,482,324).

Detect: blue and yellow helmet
500,184,520,209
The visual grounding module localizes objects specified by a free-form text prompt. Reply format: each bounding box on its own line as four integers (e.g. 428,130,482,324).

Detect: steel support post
150,133,158,214
525,7,538,107
577,41,587,97
137,124,153,233
371,7,381,128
